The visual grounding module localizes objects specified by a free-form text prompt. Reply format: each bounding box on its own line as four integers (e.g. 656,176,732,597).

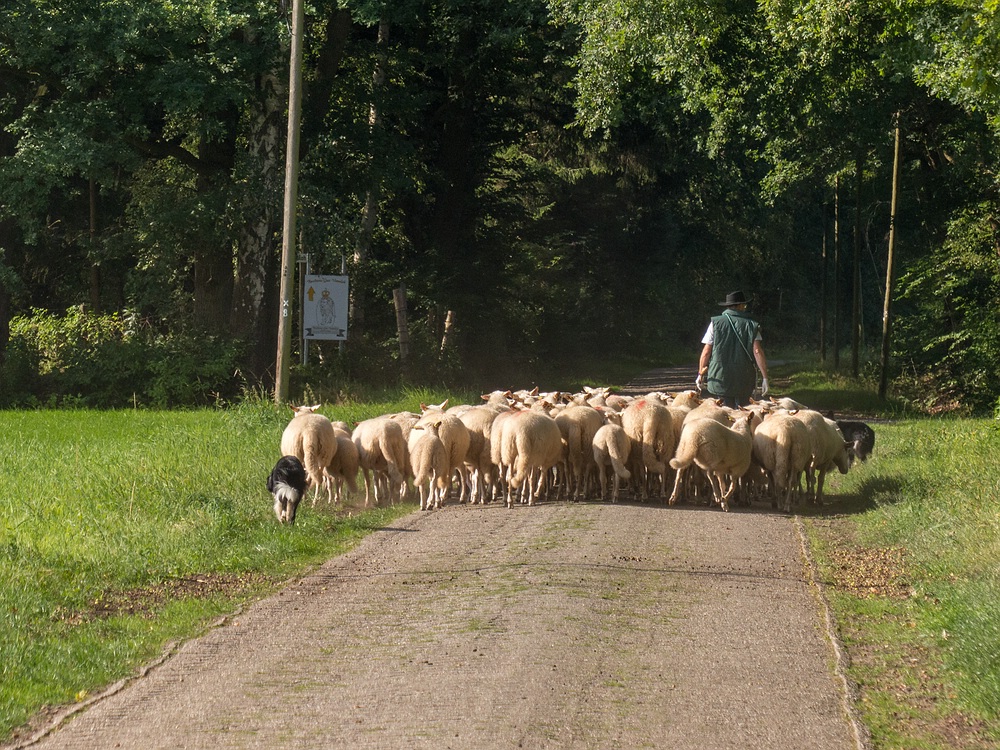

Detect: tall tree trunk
851,155,863,378
879,116,902,400
231,63,286,380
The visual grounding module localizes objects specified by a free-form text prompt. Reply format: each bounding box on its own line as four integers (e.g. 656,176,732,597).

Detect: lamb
496,409,563,507
267,455,308,525
668,414,756,512
279,404,338,504
352,416,407,507
554,405,604,501
592,414,631,503
326,423,360,504
408,410,472,503
620,398,675,499
409,423,450,510
752,411,812,512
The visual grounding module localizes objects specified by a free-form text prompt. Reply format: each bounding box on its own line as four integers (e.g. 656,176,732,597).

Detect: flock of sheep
268,386,874,524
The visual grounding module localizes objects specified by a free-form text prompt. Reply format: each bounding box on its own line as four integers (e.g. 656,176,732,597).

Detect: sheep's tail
380,432,405,484
669,432,695,471
610,454,631,481
609,434,631,480
773,432,791,493
642,419,667,475
302,436,328,490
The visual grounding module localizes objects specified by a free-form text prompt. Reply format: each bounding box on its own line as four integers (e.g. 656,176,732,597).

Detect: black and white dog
267,455,308,525
834,419,876,464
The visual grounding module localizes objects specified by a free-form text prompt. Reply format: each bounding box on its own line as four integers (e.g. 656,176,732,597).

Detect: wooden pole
820,204,828,363
851,155,862,378
879,116,902,399
274,0,305,405
833,176,841,369
393,284,410,377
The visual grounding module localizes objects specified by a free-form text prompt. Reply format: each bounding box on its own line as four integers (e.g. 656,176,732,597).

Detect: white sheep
555,405,605,501
789,410,852,503
496,409,563,507
752,411,812,512
408,411,472,504
326,423,360,504
668,414,756,512
620,397,675,499
280,404,338,505
409,423,450,510
352,416,407,507
592,415,631,503
459,404,508,504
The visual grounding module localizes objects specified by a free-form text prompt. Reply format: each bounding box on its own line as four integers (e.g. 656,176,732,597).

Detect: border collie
267,455,308,525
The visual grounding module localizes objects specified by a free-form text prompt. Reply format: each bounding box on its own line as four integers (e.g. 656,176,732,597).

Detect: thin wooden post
833,176,841,369
440,310,455,354
879,116,902,399
852,155,862,378
820,204,828,363
393,284,410,376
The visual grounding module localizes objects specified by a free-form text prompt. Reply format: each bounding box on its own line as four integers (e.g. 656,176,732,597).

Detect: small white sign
303,275,349,340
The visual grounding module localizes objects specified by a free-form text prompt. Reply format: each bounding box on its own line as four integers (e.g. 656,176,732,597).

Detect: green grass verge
0,397,438,742
803,413,1000,748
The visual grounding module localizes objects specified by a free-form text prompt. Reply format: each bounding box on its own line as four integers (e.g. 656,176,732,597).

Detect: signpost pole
274,0,305,405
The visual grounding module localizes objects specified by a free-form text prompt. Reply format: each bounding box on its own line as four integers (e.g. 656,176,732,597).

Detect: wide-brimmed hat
718,290,751,307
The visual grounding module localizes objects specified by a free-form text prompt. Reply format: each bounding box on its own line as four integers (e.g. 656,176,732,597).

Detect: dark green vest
707,309,759,399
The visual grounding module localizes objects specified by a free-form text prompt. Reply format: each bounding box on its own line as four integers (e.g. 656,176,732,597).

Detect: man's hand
761,378,770,397
695,372,704,391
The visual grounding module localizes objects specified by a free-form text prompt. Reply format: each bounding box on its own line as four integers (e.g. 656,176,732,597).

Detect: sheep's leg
598,463,608,503
668,466,686,506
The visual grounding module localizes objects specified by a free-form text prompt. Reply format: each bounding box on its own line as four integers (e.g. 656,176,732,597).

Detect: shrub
1,308,246,408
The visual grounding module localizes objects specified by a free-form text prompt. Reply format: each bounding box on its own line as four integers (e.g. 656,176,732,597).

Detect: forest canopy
1,0,998,412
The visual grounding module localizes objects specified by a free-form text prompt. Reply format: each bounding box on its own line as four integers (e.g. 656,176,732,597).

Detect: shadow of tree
798,474,906,518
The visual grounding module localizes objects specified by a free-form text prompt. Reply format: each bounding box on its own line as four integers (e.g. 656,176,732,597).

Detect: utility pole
879,115,902,400
274,0,306,405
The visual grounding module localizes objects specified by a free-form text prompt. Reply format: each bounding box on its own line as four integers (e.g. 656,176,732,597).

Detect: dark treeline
0,1,997,412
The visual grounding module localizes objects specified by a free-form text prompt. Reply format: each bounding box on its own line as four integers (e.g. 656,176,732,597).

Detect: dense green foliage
1,0,998,410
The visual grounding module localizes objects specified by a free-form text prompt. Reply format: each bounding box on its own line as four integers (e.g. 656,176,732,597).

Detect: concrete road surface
21,501,867,750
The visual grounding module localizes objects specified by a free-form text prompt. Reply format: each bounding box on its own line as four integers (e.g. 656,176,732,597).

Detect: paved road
16,368,867,750
22,502,864,750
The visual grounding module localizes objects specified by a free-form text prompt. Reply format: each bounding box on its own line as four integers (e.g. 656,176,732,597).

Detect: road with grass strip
22,497,864,750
